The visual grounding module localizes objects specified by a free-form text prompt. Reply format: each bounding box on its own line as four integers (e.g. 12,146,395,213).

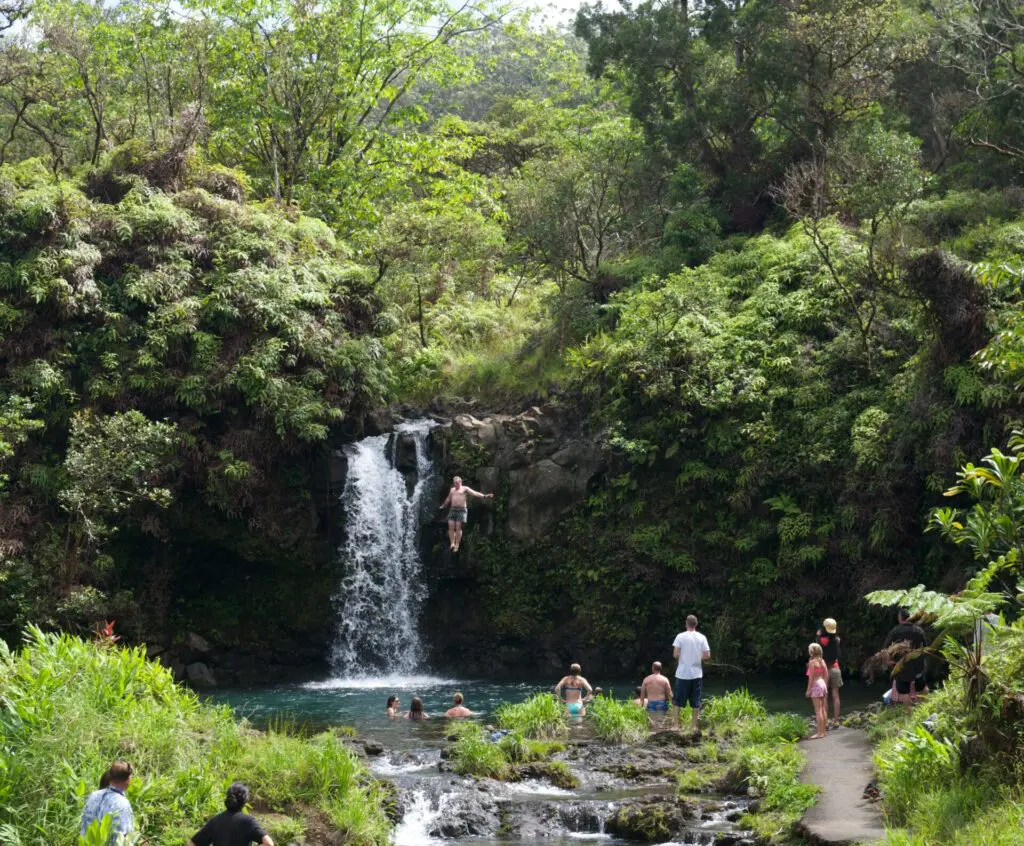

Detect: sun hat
823,618,837,634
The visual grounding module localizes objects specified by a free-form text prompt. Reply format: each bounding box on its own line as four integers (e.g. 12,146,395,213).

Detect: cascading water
328,420,440,678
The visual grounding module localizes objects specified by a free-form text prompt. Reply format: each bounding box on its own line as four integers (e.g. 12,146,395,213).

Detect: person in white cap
814,617,842,725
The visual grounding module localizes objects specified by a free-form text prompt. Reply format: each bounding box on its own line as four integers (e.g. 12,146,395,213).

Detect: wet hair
634,686,642,697
652,661,662,672
453,692,464,705
686,614,698,629
224,782,250,813
99,769,111,789
410,697,424,713
386,695,397,709
569,663,581,675
809,643,823,658
108,761,132,785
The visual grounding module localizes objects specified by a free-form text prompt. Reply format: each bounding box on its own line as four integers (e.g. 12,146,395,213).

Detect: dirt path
798,727,886,845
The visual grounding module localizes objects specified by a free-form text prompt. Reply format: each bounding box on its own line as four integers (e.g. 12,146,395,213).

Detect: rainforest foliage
3,0,1024,664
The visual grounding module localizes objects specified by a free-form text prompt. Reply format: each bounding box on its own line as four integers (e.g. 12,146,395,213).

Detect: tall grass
449,725,511,780
587,694,648,744
495,693,568,740
702,689,767,735
0,627,391,846
674,695,812,840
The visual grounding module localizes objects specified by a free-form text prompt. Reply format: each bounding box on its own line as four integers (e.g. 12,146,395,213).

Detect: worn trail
798,727,885,845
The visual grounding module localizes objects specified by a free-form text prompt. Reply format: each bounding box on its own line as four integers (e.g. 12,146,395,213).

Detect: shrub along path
798,728,885,844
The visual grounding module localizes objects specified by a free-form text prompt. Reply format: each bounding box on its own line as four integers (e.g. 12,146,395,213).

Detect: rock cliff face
442,407,604,541
416,404,620,677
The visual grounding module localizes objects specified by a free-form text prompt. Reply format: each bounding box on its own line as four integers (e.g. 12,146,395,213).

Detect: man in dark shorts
883,608,928,710
188,782,274,846
672,614,711,732
439,475,494,552
815,617,842,724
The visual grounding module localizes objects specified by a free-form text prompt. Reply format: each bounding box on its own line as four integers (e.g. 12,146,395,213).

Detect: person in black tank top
188,782,273,846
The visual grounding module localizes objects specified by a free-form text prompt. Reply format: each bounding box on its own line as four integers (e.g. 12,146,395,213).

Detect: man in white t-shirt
672,614,711,732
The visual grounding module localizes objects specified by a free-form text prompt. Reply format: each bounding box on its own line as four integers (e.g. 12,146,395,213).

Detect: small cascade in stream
328,420,440,678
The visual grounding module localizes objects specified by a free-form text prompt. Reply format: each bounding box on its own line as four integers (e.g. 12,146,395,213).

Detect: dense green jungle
3,0,1024,676
8,0,1024,844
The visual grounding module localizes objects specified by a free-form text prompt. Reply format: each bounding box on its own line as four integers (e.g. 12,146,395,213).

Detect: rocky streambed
351,730,759,846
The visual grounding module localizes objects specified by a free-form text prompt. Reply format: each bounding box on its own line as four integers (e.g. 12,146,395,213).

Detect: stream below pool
206,674,882,845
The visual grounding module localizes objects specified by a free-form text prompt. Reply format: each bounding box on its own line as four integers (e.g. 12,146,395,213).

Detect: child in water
806,643,829,739
385,696,400,717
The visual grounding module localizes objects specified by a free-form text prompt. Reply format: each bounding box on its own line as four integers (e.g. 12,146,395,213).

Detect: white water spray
329,420,439,677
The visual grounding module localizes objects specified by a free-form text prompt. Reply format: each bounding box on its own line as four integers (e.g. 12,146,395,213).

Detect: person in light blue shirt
80,760,135,844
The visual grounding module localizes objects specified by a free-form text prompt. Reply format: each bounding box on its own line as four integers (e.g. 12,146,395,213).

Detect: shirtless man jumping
439,476,494,552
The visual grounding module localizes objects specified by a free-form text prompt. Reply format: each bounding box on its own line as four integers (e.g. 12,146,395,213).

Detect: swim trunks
828,666,843,689
673,677,702,710
447,507,467,523
567,701,583,716
646,700,670,712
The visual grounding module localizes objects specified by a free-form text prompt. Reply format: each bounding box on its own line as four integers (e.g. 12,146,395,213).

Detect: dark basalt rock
428,793,500,838
604,797,697,842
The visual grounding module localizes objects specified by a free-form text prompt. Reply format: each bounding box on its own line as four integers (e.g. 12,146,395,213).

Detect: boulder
428,793,500,838
185,661,217,687
506,450,602,540
185,632,211,654
394,431,419,473
604,798,696,843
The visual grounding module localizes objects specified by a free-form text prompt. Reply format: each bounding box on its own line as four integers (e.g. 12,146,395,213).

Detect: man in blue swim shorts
673,614,711,733
640,661,673,731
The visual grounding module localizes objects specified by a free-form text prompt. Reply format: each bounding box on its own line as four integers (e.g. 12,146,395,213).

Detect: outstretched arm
439,490,451,510
462,486,494,499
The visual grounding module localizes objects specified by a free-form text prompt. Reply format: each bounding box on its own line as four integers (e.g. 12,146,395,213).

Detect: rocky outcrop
442,405,604,541
604,797,697,842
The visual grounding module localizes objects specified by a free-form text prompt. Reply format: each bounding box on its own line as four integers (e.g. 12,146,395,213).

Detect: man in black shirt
815,617,842,724
188,783,273,846
883,609,928,709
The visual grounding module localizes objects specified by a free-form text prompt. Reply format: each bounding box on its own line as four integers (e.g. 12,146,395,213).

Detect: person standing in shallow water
555,663,593,717
439,475,494,552
815,617,842,725
188,781,274,846
640,661,674,731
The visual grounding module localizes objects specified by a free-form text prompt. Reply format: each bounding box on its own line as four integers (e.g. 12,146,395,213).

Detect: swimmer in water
444,692,473,718
385,696,400,717
406,697,429,720
554,663,593,717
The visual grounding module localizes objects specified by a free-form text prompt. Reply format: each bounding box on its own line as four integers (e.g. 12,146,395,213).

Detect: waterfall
329,420,439,678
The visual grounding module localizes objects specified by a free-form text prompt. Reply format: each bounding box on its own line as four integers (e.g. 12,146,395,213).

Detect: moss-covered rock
604,798,696,842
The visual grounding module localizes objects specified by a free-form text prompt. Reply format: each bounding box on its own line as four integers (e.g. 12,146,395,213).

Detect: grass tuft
587,694,648,744
495,693,568,740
